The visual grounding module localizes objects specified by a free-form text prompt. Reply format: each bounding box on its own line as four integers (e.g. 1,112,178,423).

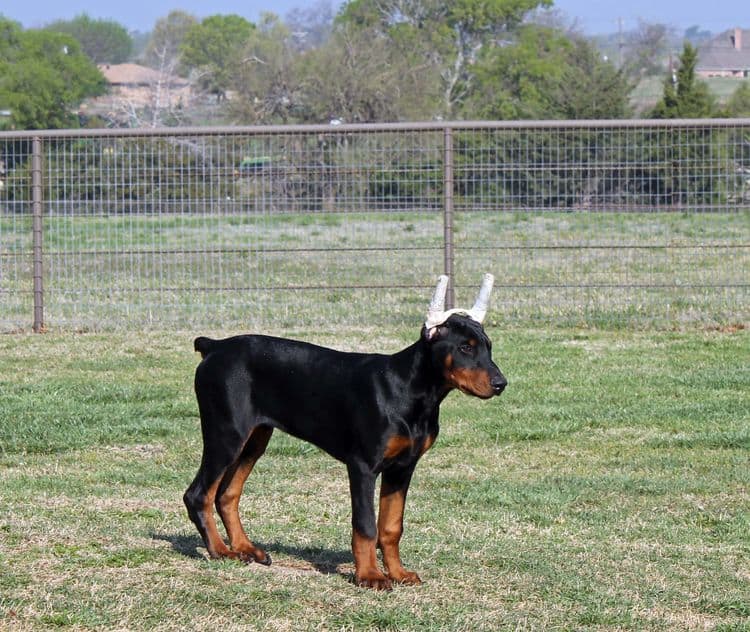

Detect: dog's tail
194,336,217,358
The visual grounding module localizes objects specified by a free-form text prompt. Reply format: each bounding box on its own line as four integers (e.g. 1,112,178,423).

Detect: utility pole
618,17,624,68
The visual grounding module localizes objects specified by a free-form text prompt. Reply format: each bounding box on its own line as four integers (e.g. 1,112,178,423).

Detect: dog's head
422,275,506,399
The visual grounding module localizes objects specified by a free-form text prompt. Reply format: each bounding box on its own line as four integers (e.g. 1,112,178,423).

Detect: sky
551,0,746,35
0,0,747,35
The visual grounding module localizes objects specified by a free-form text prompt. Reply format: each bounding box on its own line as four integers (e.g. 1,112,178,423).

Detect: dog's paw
391,570,422,585
354,571,393,591
235,549,272,566
236,552,256,565
256,552,272,566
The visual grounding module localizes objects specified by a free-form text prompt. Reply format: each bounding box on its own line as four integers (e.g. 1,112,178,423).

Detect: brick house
80,63,192,125
697,27,750,78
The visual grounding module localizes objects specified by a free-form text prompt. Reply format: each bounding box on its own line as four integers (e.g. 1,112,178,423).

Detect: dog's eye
459,343,474,355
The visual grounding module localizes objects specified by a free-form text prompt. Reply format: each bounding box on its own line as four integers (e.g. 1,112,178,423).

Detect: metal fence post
443,126,455,309
32,137,44,333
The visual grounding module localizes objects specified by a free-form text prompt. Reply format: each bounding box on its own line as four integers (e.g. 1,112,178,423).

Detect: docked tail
194,336,218,358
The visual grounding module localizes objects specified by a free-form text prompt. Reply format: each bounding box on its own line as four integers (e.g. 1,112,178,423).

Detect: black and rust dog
184,274,506,590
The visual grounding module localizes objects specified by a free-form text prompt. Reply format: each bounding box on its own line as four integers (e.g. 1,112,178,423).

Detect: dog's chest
382,428,437,465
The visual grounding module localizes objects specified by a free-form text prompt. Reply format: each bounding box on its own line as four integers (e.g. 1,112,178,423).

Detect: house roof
697,28,750,70
98,63,188,87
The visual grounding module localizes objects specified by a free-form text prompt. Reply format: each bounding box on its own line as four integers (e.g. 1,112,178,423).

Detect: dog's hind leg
183,457,235,560
215,424,274,565
183,391,256,562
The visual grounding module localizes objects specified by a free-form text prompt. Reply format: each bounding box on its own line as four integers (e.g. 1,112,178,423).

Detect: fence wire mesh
1,120,748,332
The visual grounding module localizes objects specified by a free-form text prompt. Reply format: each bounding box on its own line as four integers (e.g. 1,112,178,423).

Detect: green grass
0,327,748,630
2,209,748,332
632,76,750,112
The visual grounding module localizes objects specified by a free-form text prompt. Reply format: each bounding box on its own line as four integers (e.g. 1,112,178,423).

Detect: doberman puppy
183,275,506,590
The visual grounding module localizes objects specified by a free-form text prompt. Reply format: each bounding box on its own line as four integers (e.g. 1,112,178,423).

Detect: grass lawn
0,326,748,630
631,76,750,112
3,209,747,331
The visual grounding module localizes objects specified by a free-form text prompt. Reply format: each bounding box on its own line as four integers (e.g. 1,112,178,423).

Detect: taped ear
424,273,494,330
424,324,448,341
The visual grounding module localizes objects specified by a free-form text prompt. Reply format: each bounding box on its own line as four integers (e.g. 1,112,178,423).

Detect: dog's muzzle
491,373,507,395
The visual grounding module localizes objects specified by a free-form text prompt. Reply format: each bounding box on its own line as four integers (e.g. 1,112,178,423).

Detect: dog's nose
491,374,507,395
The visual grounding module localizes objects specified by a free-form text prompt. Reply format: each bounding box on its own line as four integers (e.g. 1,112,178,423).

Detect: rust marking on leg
202,477,232,559
378,483,422,585
352,530,391,590
217,459,256,554
216,425,273,564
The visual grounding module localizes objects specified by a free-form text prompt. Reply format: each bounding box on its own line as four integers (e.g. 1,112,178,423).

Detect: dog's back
193,334,392,455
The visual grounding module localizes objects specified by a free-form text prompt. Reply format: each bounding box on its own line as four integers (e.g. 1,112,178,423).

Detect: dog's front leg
378,466,422,585
347,462,392,590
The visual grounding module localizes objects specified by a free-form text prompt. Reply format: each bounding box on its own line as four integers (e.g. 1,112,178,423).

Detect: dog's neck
389,338,453,406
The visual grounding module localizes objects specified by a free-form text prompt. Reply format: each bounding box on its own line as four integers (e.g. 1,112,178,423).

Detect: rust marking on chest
420,434,436,455
383,435,414,459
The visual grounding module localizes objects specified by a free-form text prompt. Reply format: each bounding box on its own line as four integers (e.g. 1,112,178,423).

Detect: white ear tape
424,273,494,331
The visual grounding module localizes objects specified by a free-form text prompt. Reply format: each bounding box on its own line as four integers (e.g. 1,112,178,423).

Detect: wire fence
1,120,748,332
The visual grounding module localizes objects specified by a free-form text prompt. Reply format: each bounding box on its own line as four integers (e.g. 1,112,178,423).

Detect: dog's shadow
153,532,351,577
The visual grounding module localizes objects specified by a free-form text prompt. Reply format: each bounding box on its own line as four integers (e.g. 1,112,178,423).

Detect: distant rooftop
697,28,750,75
98,63,188,87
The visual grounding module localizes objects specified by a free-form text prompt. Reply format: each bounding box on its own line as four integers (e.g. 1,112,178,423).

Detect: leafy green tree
725,82,750,193
180,14,255,100
45,14,133,63
338,0,551,117
648,44,723,207
465,24,569,119
650,42,716,118
458,26,634,208
548,37,633,119
466,26,632,120
726,81,750,117
0,18,106,129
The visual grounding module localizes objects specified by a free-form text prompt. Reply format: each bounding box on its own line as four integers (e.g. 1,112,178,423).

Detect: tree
142,10,197,72
465,26,632,120
228,14,305,124
45,14,133,64
623,20,674,79
122,11,199,127
338,0,551,117
180,15,255,101
548,37,633,119
464,24,570,119
651,42,716,119
284,0,334,50
648,43,722,207
459,26,634,209
725,82,750,198
298,23,406,122
726,81,750,117
0,18,107,129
